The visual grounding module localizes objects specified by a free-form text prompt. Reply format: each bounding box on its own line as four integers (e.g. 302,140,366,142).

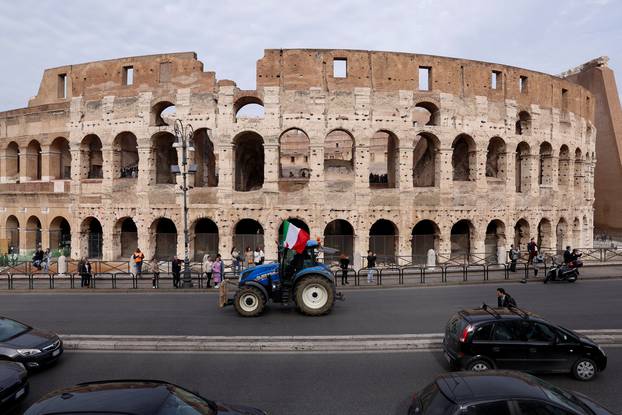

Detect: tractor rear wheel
295,275,335,316
234,286,266,317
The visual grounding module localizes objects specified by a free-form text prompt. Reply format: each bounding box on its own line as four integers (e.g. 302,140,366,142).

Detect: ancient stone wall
0,50,596,267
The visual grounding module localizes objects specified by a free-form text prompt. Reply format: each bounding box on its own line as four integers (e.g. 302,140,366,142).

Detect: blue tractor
225,240,343,317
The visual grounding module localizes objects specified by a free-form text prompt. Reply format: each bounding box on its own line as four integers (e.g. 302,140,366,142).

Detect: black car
0,316,63,369
0,361,29,410
24,379,268,415
409,371,616,415
443,306,607,381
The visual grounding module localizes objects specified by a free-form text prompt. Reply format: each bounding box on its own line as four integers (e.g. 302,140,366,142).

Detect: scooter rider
563,246,573,264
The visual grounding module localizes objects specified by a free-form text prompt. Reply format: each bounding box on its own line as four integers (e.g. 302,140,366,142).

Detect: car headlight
17,348,41,357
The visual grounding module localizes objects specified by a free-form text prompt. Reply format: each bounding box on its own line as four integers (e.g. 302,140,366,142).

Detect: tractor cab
280,240,322,281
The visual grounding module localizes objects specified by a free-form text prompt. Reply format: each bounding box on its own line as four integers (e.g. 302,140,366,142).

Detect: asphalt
1,279,622,336
13,348,622,415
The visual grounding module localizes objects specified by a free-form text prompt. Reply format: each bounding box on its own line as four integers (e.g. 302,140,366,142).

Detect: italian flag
282,221,310,254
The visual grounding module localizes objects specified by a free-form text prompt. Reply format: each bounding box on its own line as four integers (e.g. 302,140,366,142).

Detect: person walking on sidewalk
133,248,145,277
150,257,160,288
202,253,213,288
366,250,377,283
527,238,538,265
42,248,51,273
496,287,517,308
171,255,181,288
339,253,350,285
509,244,520,272
212,254,223,288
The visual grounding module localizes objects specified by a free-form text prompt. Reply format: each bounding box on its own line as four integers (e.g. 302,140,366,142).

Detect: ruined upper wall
257,49,594,120
27,52,217,107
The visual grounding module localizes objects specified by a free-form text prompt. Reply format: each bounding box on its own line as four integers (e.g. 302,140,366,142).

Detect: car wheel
572,357,597,381
233,286,266,317
467,359,492,372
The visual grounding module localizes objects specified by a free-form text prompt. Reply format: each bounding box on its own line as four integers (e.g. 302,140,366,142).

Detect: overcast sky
1,0,620,112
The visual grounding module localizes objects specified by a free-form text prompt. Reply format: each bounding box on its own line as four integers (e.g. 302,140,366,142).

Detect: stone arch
411,220,440,264
574,148,584,190
452,134,476,181
5,215,19,252
233,219,265,255
26,215,42,250
556,217,569,252
485,219,506,262
514,218,530,251
49,137,71,180
233,131,264,192
193,128,218,187
234,96,265,119
573,217,581,248
413,132,439,187
369,130,399,188
323,219,354,264
49,216,71,253
192,218,219,261
25,139,42,181
279,128,310,187
558,145,571,187
80,134,103,179
486,136,506,179
151,131,178,184
537,218,553,251
113,217,138,259
515,111,531,135
369,219,398,263
5,141,20,181
515,141,531,193
324,129,354,184
450,219,475,260
413,101,440,126
538,142,554,186
112,132,138,179
152,101,176,127
80,216,103,259
150,217,178,259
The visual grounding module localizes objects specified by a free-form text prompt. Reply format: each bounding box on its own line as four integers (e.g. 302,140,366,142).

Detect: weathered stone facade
0,50,596,267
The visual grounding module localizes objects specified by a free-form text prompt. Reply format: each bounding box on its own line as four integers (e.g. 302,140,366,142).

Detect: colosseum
0,49,596,268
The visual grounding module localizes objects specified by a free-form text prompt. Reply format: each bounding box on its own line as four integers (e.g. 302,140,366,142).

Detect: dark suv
443,306,607,381
409,371,616,414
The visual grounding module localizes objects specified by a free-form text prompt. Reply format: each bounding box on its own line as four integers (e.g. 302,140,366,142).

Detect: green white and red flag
281,221,310,254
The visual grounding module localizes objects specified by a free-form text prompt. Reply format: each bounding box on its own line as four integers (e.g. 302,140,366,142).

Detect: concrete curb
60,330,622,353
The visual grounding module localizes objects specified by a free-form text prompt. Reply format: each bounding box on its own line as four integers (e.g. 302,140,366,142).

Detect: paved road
1,279,622,336
13,348,622,415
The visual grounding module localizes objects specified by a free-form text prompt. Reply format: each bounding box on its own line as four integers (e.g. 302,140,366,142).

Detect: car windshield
156,386,215,415
534,377,593,415
418,382,455,414
0,318,29,342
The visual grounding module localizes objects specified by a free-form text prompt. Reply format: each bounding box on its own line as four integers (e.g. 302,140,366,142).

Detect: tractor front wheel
295,276,335,316
234,286,266,317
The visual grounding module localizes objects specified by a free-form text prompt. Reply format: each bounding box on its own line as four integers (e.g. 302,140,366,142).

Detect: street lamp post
171,119,196,288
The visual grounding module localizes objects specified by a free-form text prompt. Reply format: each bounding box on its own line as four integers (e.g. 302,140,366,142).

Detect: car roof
28,380,176,415
436,371,547,404
458,307,542,324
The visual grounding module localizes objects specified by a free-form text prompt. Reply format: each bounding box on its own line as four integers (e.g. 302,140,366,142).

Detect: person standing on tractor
280,221,311,283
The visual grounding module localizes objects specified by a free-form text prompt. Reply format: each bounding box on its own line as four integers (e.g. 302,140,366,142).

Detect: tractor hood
240,263,279,283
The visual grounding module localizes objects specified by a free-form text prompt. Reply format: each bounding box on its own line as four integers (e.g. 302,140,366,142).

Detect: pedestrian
32,247,44,271
496,287,517,308
213,254,223,288
150,257,159,288
171,255,181,288
244,246,253,268
259,246,265,264
78,257,87,287
43,248,51,273
83,258,93,288
253,247,262,266
366,250,377,283
509,244,520,272
202,253,213,288
132,248,145,277
527,238,537,265
339,253,350,285
231,247,241,275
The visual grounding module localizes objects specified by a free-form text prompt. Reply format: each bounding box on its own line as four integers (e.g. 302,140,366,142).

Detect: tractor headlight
17,348,41,357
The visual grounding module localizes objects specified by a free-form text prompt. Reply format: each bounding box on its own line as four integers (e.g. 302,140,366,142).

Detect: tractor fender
292,266,335,285
241,281,269,300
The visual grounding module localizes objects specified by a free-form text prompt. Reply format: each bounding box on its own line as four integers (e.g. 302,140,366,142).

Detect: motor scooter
543,258,582,283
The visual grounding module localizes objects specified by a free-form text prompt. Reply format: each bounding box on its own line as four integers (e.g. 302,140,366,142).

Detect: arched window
26,216,42,249
411,220,440,264
151,218,177,259
485,220,506,263
151,132,178,184
369,131,398,188
486,137,506,179
514,218,530,252
5,215,20,252
450,220,475,261
49,217,71,253
558,145,570,187
323,220,354,264
152,101,176,127
113,132,139,179
369,219,398,264
233,219,264,255
539,142,553,186
80,217,103,259
5,142,20,182
413,102,440,127
26,140,42,181
452,134,476,181
279,129,310,186
515,111,531,135
574,148,584,190
324,130,354,185
537,218,552,251
234,96,265,120
515,142,531,193
114,217,138,259
193,128,218,187
556,218,568,252
50,137,71,179
413,133,439,187
234,132,264,191
80,135,103,179
192,218,219,261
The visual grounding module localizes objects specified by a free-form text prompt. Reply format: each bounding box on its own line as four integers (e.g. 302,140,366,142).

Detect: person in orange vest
132,248,145,277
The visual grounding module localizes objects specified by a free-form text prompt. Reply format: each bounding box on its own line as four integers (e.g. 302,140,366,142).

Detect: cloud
0,0,620,111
